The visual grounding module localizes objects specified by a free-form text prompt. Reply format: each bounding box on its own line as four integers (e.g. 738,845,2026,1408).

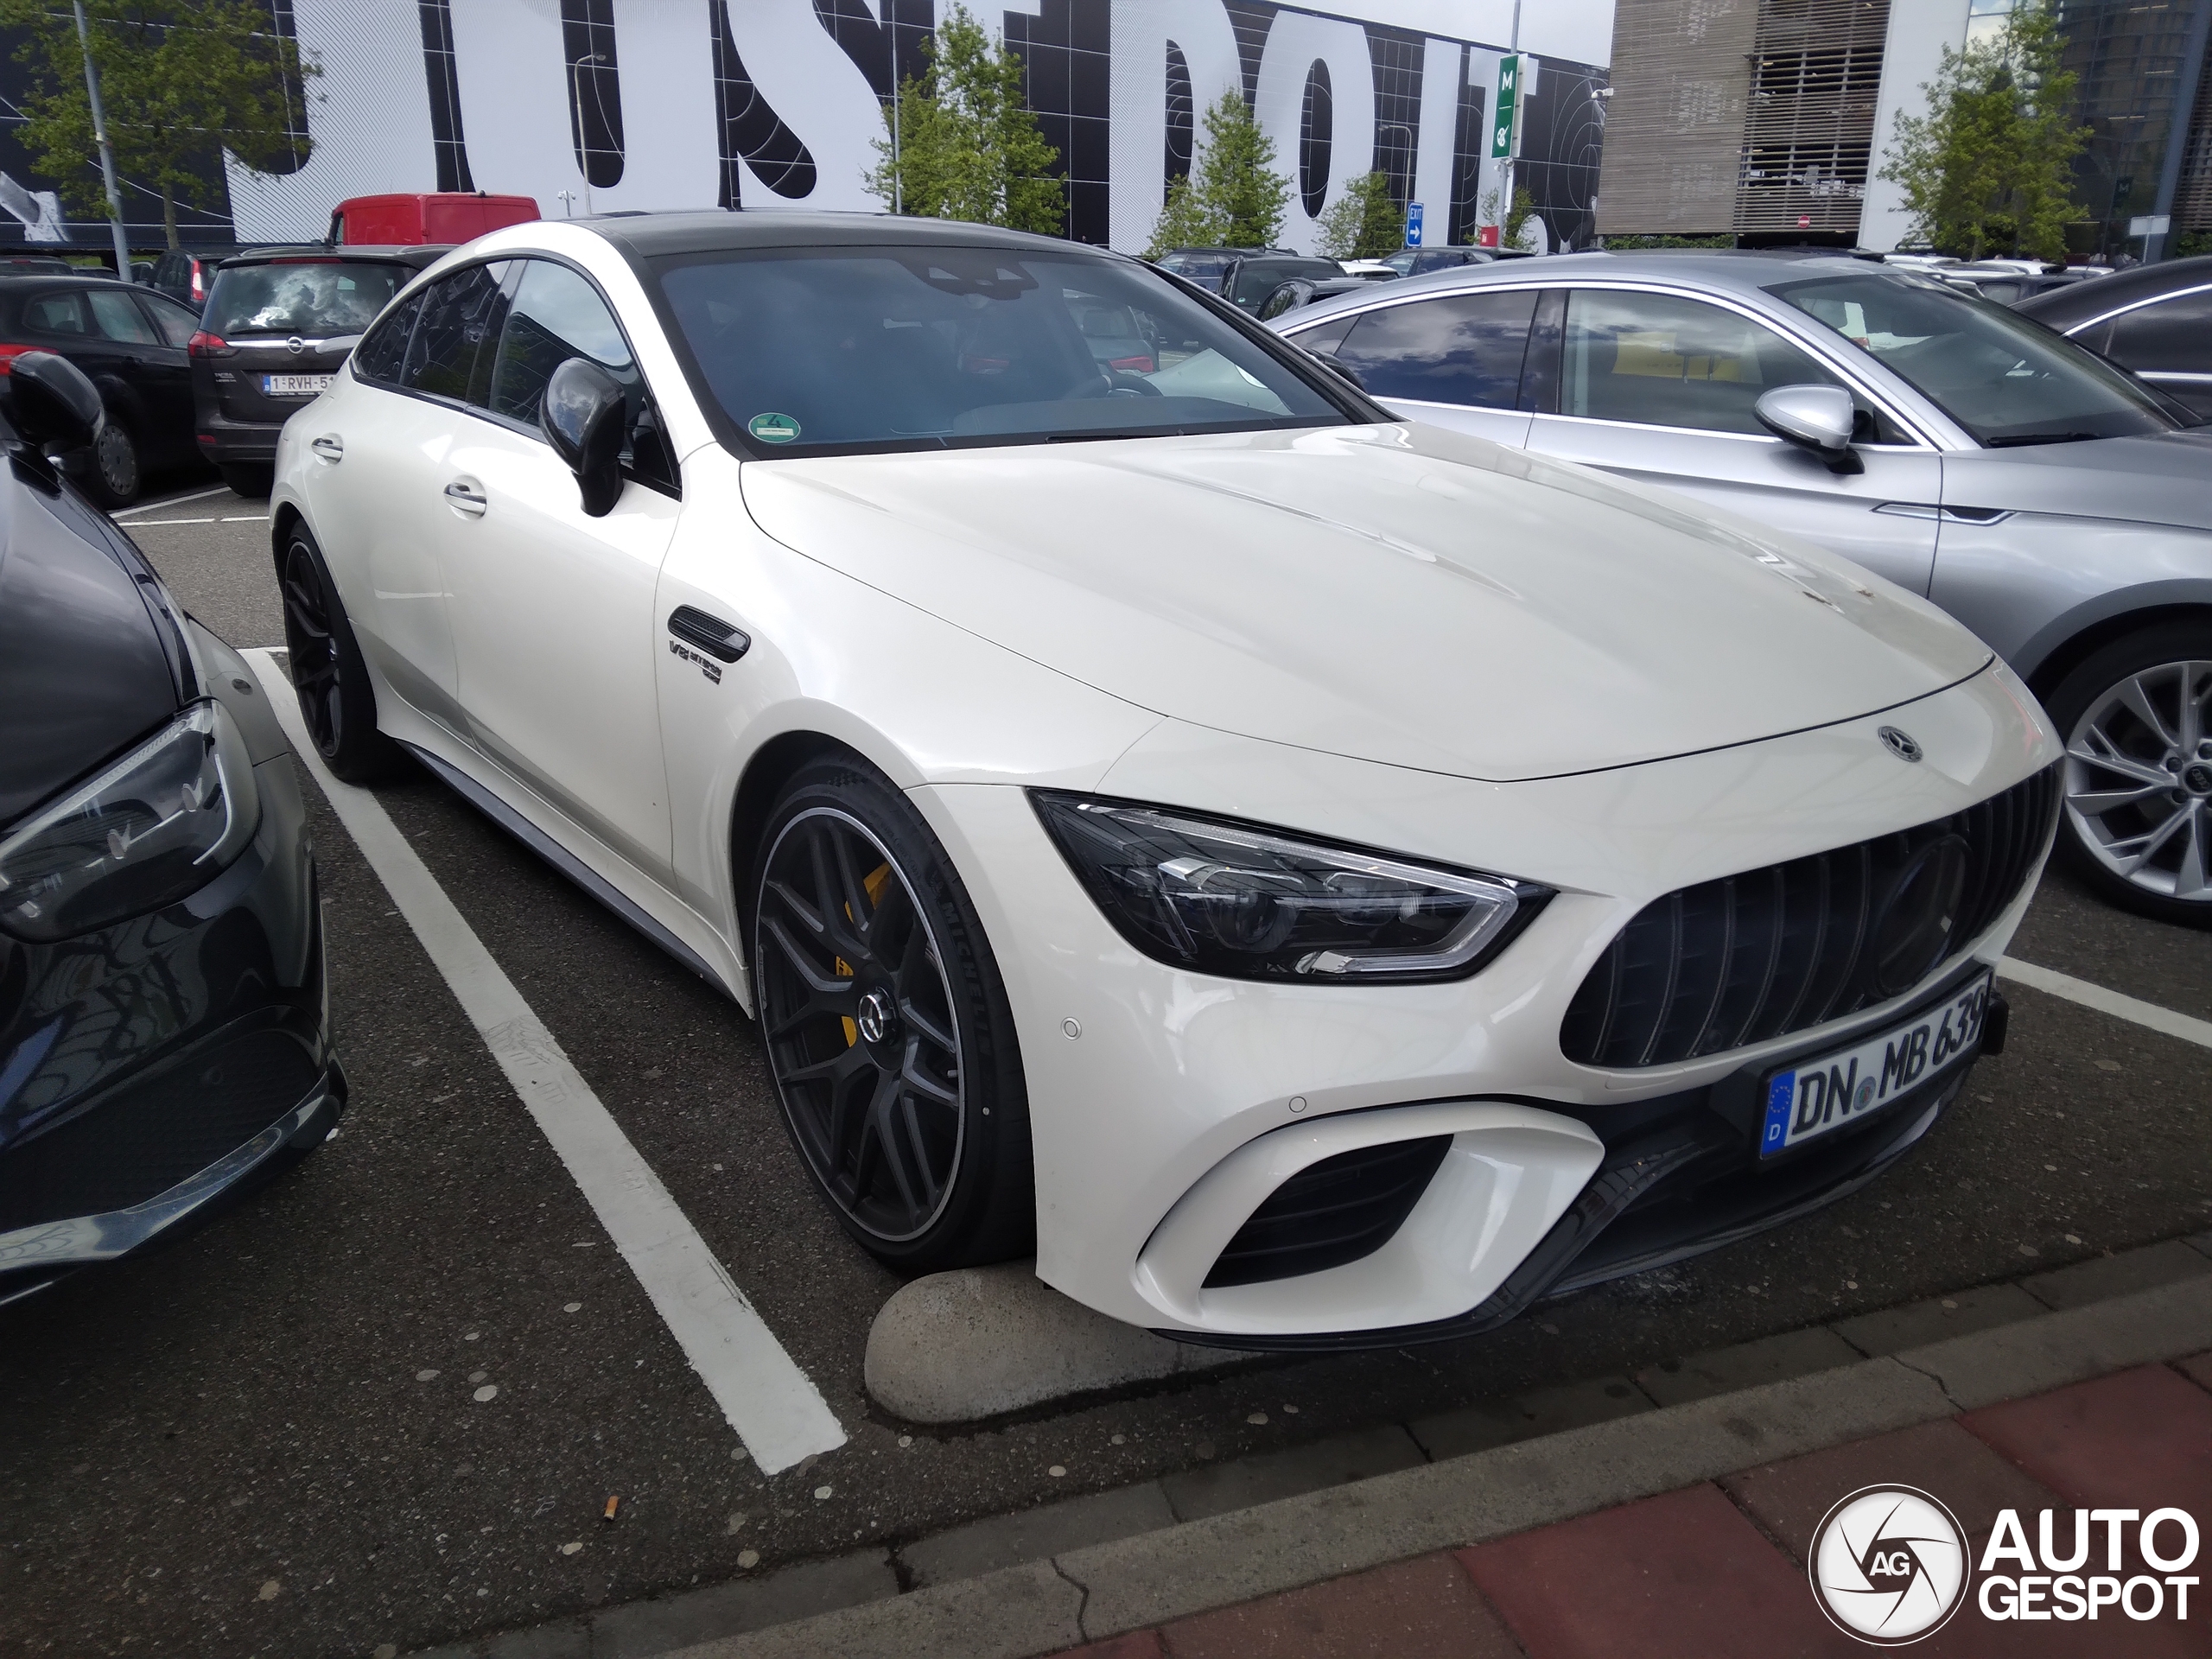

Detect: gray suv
1274,251,2212,926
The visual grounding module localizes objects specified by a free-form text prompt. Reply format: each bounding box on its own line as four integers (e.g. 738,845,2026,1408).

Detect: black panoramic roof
583,209,1116,262
2016,253,2212,326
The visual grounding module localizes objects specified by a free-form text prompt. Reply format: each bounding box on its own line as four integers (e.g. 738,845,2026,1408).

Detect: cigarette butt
602,1496,620,1522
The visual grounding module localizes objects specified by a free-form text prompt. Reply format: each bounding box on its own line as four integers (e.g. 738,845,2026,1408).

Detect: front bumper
0,737,335,1303
911,660,2057,1344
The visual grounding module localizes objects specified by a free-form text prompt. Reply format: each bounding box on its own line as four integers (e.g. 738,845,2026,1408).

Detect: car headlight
0,700,261,942
1030,791,1548,982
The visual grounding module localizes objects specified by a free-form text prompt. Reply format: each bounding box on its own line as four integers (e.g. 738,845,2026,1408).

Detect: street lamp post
70,0,132,279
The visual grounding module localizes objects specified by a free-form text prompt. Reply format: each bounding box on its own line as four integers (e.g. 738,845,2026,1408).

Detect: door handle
667,606,750,663
444,479,488,517
310,434,343,463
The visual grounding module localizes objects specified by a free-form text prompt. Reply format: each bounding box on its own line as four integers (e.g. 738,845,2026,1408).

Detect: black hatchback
0,275,205,505
190,245,448,495
0,352,340,1306
2018,254,2212,419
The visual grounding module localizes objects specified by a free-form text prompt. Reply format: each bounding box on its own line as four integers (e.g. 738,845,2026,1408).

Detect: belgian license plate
1758,970,1993,1157
263,373,332,396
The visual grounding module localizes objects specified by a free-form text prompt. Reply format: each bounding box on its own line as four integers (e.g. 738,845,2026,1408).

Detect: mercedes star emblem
1878,726,1923,762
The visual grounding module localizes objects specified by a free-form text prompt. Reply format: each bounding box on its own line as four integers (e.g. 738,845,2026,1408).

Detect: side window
1334,289,1538,409
401,262,510,403
1560,289,1847,436
136,293,199,346
88,289,160,343
353,290,423,385
490,259,677,491
2107,289,2212,375
1286,314,1357,357
24,291,88,334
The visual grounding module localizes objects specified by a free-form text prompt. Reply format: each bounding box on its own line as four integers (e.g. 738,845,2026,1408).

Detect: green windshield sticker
747,412,801,444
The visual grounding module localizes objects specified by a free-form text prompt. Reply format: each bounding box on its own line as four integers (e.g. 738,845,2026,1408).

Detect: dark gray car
1273,251,2212,926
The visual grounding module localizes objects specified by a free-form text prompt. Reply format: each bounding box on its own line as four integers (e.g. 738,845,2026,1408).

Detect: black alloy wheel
752,763,1033,1270
278,527,403,784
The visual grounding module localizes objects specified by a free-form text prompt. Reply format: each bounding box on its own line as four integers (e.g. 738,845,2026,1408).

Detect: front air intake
1204,1135,1452,1287
1560,765,2057,1070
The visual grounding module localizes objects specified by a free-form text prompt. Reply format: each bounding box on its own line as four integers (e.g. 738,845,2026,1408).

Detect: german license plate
1758,970,1993,1157
263,373,332,396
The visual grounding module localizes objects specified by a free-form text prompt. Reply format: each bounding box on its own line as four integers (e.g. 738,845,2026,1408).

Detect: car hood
0,475,181,828
1943,429,2212,533
738,423,1990,782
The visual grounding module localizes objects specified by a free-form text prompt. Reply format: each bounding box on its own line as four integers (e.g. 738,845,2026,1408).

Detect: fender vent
1204,1135,1451,1288
1560,764,2056,1070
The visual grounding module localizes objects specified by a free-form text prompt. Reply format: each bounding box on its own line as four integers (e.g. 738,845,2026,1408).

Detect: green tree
1314,171,1403,259
0,0,317,249
1878,0,2088,261
1144,172,1224,256
867,3,1062,235
1191,89,1290,248
1477,182,1539,250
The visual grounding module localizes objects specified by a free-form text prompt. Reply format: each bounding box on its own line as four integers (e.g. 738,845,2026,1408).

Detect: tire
277,525,406,785
750,760,1033,1272
89,415,140,508
2046,620,2212,929
222,463,274,499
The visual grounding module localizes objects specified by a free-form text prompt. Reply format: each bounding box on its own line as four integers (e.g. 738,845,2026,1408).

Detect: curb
423,1245,2212,1659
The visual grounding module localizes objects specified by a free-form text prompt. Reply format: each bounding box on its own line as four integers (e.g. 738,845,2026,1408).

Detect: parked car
328,192,537,247
1382,246,1496,277
0,352,339,1306
0,272,204,505
1338,260,1402,281
149,244,268,310
1934,264,2107,306
1220,254,1345,312
0,255,75,277
271,213,2054,1345
1255,274,1382,321
1272,251,2211,925
191,245,450,496
1153,246,1287,292
2018,254,2212,420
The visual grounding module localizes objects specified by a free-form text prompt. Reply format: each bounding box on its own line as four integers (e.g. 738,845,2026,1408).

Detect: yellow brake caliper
839,862,895,1046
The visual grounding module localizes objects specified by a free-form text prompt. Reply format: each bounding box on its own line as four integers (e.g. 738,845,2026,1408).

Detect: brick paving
1057,1357,2212,1659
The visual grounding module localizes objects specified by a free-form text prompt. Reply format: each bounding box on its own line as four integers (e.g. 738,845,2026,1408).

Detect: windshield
1771,273,2179,446
656,247,1347,454
202,260,406,337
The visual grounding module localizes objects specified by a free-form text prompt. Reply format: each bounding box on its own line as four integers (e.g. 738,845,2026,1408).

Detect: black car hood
0,457,185,829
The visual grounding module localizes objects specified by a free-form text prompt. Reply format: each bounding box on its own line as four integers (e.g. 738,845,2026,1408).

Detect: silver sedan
1272,251,2212,927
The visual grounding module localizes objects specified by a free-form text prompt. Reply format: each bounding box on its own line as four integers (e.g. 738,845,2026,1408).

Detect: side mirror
7,350,104,474
1756,384,1861,474
540,356,626,517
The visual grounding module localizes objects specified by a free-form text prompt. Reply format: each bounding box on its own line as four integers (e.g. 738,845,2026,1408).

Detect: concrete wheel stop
864,1262,1255,1423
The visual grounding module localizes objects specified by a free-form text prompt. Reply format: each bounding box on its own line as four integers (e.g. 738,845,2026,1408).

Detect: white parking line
243,649,846,1473
1999,957,2212,1051
112,484,231,518
122,516,218,527
223,514,270,523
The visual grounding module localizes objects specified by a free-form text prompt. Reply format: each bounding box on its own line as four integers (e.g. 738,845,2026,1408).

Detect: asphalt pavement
3,484,2208,1659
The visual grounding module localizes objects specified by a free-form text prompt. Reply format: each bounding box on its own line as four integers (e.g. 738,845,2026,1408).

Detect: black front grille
1205,1135,1452,1288
0,1028,321,1232
1562,765,2057,1069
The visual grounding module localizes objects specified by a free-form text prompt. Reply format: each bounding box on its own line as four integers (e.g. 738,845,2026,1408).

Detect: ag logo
1809,1485,1969,1643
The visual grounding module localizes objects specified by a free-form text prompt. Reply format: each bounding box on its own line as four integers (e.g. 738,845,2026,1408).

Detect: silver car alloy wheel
95,421,137,500
2063,658,2212,903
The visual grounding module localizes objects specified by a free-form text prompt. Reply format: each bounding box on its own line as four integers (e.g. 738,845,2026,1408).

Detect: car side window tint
353,290,423,385
1561,289,1846,436
401,262,509,402
2108,289,2212,375
24,291,88,334
1334,289,1538,409
88,289,160,344
1286,314,1357,356
490,259,677,492
137,292,199,346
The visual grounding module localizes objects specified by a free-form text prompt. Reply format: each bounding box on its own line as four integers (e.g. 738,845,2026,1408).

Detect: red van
327,192,538,247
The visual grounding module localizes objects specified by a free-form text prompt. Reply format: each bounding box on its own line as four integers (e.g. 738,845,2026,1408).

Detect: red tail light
188,331,235,359
1108,354,1156,374
190,263,205,302
0,343,38,375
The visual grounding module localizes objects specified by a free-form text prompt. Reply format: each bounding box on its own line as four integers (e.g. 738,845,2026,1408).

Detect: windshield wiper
1983,432,2106,448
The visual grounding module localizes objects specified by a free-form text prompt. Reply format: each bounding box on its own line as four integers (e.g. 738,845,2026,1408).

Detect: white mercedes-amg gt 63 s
270,213,2060,1348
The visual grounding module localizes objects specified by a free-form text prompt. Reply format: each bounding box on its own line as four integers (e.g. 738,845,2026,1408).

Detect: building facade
0,1,1615,258
1599,0,2212,257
